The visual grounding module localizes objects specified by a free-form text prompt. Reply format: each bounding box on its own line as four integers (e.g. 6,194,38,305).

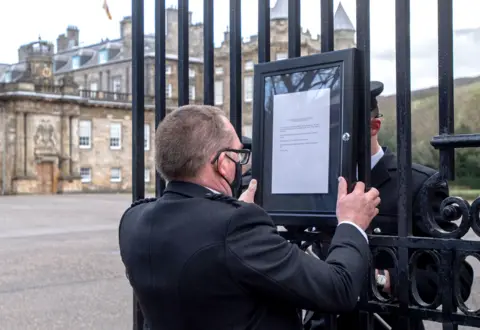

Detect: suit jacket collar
164,180,213,199
371,147,396,188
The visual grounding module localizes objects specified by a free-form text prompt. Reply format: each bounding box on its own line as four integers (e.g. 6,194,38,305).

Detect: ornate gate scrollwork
418,173,471,239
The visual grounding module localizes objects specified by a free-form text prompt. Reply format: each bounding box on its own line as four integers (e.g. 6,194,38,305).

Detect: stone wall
0,93,84,194
0,86,161,195
0,101,16,194
77,105,156,193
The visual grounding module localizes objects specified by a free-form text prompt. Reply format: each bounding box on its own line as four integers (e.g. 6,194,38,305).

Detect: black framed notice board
251,48,361,229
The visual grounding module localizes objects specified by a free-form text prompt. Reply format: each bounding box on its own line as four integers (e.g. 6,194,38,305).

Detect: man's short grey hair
155,104,234,181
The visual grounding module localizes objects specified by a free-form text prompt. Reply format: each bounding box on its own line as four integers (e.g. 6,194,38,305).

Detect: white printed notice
271,88,331,194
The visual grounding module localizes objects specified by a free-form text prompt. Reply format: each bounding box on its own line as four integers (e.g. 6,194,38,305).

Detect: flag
103,0,112,20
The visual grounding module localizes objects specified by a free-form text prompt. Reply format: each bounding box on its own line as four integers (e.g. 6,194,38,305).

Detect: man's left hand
239,179,257,203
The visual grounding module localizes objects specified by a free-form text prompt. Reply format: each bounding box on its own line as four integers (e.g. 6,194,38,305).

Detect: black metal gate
129,0,480,329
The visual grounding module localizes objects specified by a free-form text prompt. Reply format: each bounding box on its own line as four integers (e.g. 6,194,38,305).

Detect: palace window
244,76,253,102
166,84,172,98
145,168,151,183
90,82,98,98
276,53,288,61
214,81,223,105
189,85,196,101
144,124,150,150
215,67,224,75
244,60,254,71
3,71,12,83
112,78,121,93
72,56,81,69
98,50,109,64
80,167,92,183
110,168,122,182
79,120,92,149
109,123,122,149
112,77,122,100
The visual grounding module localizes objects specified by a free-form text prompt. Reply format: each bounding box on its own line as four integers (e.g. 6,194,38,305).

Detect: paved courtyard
0,194,479,329
0,194,134,330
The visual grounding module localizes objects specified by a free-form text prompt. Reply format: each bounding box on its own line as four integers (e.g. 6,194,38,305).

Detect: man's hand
375,269,391,293
239,179,257,203
336,177,380,231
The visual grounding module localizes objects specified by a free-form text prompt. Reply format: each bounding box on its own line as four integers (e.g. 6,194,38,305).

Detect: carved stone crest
34,119,57,155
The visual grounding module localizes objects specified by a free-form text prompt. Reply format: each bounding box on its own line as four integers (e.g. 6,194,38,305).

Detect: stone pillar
126,67,130,94
24,112,33,177
99,72,103,90
14,111,24,178
5,111,17,193
60,115,70,176
70,116,80,176
106,70,111,91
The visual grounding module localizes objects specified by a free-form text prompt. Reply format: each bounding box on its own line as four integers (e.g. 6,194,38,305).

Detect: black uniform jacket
304,148,474,330
118,181,372,330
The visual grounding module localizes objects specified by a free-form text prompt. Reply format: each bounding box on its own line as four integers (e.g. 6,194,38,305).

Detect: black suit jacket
305,148,474,330
118,181,372,330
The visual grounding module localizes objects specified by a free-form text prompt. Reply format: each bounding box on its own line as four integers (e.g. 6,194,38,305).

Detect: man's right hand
336,177,380,231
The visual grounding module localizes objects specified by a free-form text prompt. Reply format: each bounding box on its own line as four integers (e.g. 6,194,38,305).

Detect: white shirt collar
204,186,220,194
355,148,385,178
371,148,385,170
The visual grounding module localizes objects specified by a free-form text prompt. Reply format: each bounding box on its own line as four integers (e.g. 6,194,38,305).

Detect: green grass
450,188,480,201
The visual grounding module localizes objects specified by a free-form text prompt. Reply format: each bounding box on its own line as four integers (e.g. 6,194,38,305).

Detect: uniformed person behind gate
240,135,252,189
118,104,381,330
303,82,474,330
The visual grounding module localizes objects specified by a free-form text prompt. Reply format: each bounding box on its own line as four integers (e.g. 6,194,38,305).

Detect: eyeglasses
211,148,251,165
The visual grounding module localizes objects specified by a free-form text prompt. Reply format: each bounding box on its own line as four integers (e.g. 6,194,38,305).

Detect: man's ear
216,153,229,177
371,118,382,136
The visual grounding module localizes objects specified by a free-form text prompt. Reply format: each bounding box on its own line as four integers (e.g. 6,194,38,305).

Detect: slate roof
334,2,355,31
270,0,288,20
0,33,203,83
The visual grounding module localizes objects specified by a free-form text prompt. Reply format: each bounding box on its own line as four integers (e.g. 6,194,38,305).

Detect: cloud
373,27,480,94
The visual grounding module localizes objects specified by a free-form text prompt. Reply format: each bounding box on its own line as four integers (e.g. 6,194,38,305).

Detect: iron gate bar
131,0,145,203
229,0,242,137
131,0,145,327
437,0,455,181
320,0,334,52
356,0,372,187
287,0,301,58
395,0,413,329
431,133,480,149
155,0,166,197
439,249,456,329
258,0,270,63
203,0,214,106
178,0,189,106
355,1,372,328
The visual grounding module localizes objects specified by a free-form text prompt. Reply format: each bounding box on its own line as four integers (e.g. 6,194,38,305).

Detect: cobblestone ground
0,194,479,329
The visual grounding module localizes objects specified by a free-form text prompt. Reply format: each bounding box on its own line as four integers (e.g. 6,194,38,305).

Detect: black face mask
219,161,243,198
230,162,243,198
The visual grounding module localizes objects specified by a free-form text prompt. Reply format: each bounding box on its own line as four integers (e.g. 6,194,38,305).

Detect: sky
1,0,480,95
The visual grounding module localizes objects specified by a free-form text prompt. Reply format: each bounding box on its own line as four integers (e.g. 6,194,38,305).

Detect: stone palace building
0,0,356,194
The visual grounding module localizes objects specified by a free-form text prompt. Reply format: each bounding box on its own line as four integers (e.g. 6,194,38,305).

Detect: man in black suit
304,82,473,330
119,105,382,330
